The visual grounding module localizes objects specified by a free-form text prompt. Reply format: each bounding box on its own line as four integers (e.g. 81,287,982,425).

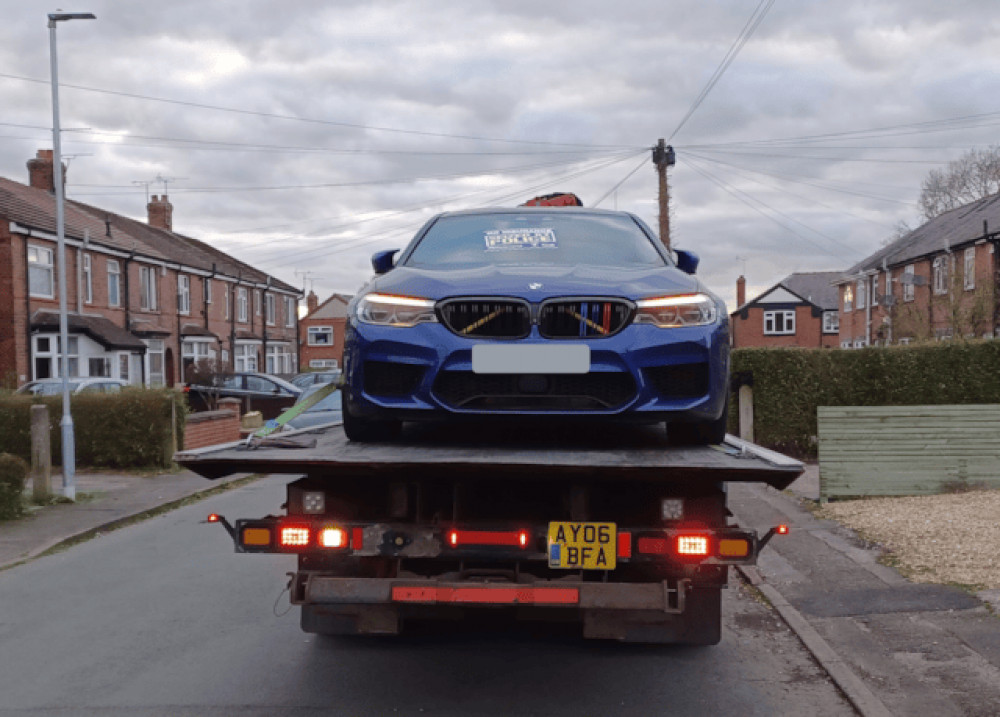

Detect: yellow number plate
547,522,616,570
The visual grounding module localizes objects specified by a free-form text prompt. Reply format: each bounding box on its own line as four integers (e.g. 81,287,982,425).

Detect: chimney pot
306,291,319,314
147,194,174,231
27,149,65,193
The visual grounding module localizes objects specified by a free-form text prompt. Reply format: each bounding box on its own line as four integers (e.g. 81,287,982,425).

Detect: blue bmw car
342,207,729,444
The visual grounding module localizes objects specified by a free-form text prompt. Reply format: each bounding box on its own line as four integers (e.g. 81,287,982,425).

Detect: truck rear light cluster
634,531,754,563
280,526,311,547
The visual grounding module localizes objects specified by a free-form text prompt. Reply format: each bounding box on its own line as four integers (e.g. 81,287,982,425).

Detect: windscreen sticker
484,228,558,252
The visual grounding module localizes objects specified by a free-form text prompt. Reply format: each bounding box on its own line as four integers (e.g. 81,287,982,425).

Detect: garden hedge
730,341,1000,457
0,453,28,520
0,388,188,469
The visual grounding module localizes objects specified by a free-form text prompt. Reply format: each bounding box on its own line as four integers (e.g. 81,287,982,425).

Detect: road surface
0,475,852,717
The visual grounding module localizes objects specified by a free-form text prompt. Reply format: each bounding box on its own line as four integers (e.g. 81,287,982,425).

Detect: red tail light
637,536,670,554
280,525,310,547
777,524,789,535
207,513,220,523
319,527,346,548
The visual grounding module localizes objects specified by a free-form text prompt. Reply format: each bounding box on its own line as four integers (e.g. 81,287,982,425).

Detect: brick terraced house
730,271,842,348
298,291,352,371
835,195,1000,347
0,150,301,388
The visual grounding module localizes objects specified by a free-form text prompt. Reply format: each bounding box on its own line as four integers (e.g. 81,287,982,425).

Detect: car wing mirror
675,249,700,275
371,249,400,275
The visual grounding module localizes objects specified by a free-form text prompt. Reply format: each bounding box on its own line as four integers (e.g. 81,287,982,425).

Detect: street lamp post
48,11,95,501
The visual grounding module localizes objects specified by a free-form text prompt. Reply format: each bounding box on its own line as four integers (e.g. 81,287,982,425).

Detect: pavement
3,459,1000,715
0,468,252,570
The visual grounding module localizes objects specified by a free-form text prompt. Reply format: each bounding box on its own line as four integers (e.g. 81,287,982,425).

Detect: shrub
0,453,28,520
0,389,188,469
730,341,1000,457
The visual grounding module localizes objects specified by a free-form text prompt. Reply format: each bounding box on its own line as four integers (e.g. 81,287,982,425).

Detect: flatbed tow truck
177,421,800,645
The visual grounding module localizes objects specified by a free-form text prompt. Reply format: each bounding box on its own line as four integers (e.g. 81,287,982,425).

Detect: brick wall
299,315,346,369
183,409,241,450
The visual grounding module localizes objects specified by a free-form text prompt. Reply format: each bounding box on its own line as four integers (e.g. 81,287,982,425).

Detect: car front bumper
344,320,729,423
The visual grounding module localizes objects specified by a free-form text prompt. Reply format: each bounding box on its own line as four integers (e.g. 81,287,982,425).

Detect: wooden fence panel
817,405,1000,499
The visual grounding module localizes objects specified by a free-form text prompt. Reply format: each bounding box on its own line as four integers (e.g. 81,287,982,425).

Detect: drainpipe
229,277,237,372
23,235,33,381
865,272,872,346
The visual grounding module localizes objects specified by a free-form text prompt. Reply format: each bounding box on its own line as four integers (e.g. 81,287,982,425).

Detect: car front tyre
342,396,401,442
666,397,728,446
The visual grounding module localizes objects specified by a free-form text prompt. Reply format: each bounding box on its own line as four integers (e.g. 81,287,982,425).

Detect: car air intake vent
364,361,425,397
539,299,633,339
644,363,709,400
433,371,636,411
438,299,531,339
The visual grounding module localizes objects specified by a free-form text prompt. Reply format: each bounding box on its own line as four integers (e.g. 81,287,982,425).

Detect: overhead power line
0,72,637,150
668,0,775,142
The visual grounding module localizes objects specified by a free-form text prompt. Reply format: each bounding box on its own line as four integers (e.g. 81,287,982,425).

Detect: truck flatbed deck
176,421,803,490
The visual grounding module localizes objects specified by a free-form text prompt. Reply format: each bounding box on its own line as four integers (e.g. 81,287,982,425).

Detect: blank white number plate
471,344,590,374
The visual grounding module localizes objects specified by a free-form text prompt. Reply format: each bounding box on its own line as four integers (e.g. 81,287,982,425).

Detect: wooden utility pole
653,139,676,250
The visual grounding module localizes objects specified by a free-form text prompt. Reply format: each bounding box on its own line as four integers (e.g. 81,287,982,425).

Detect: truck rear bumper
296,575,687,613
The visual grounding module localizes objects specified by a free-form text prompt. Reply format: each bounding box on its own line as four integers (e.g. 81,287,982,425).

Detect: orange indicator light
280,526,310,547
242,527,271,547
718,538,750,558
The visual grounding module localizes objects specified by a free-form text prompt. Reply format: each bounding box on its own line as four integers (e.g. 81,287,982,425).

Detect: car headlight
633,293,718,327
356,293,438,327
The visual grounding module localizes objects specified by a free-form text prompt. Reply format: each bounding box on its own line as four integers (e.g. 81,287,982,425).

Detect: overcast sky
2,0,999,308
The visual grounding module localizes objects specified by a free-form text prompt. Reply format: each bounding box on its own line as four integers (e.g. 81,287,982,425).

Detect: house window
107,259,121,307
177,274,191,315
181,340,212,379
237,287,248,323
89,357,111,377
964,247,976,290
885,269,893,302
33,335,79,379
235,343,258,372
139,265,157,310
822,311,839,334
898,337,912,345
310,359,339,369
854,337,867,348
856,279,866,310
28,245,54,298
307,326,333,345
265,293,276,326
285,296,296,327
223,285,230,320
82,253,92,304
254,290,261,316
932,256,949,294
903,265,915,302
118,353,129,382
870,274,878,307
266,344,292,374
764,310,795,335
843,285,853,312
204,277,212,304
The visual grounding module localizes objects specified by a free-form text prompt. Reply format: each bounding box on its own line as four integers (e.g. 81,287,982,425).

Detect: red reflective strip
637,536,670,554
617,531,632,558
449,530,526,547
352,527,364,549
392,586,578,605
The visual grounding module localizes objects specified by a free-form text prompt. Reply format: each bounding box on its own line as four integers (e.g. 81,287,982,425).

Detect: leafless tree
919,146,1000,219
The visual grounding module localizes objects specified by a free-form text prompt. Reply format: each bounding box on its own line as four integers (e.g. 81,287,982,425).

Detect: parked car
16,378,129,395
290,370,342,390
342,207,730,443
185,372,301,419
282,383,343,431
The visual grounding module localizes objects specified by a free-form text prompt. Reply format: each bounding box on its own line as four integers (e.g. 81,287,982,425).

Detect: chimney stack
306,290,319,314
27,149,65,193
147,194,174,231
736,275,746,307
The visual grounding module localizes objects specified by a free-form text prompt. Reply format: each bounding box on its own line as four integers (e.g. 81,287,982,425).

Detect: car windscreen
403,213,668,270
